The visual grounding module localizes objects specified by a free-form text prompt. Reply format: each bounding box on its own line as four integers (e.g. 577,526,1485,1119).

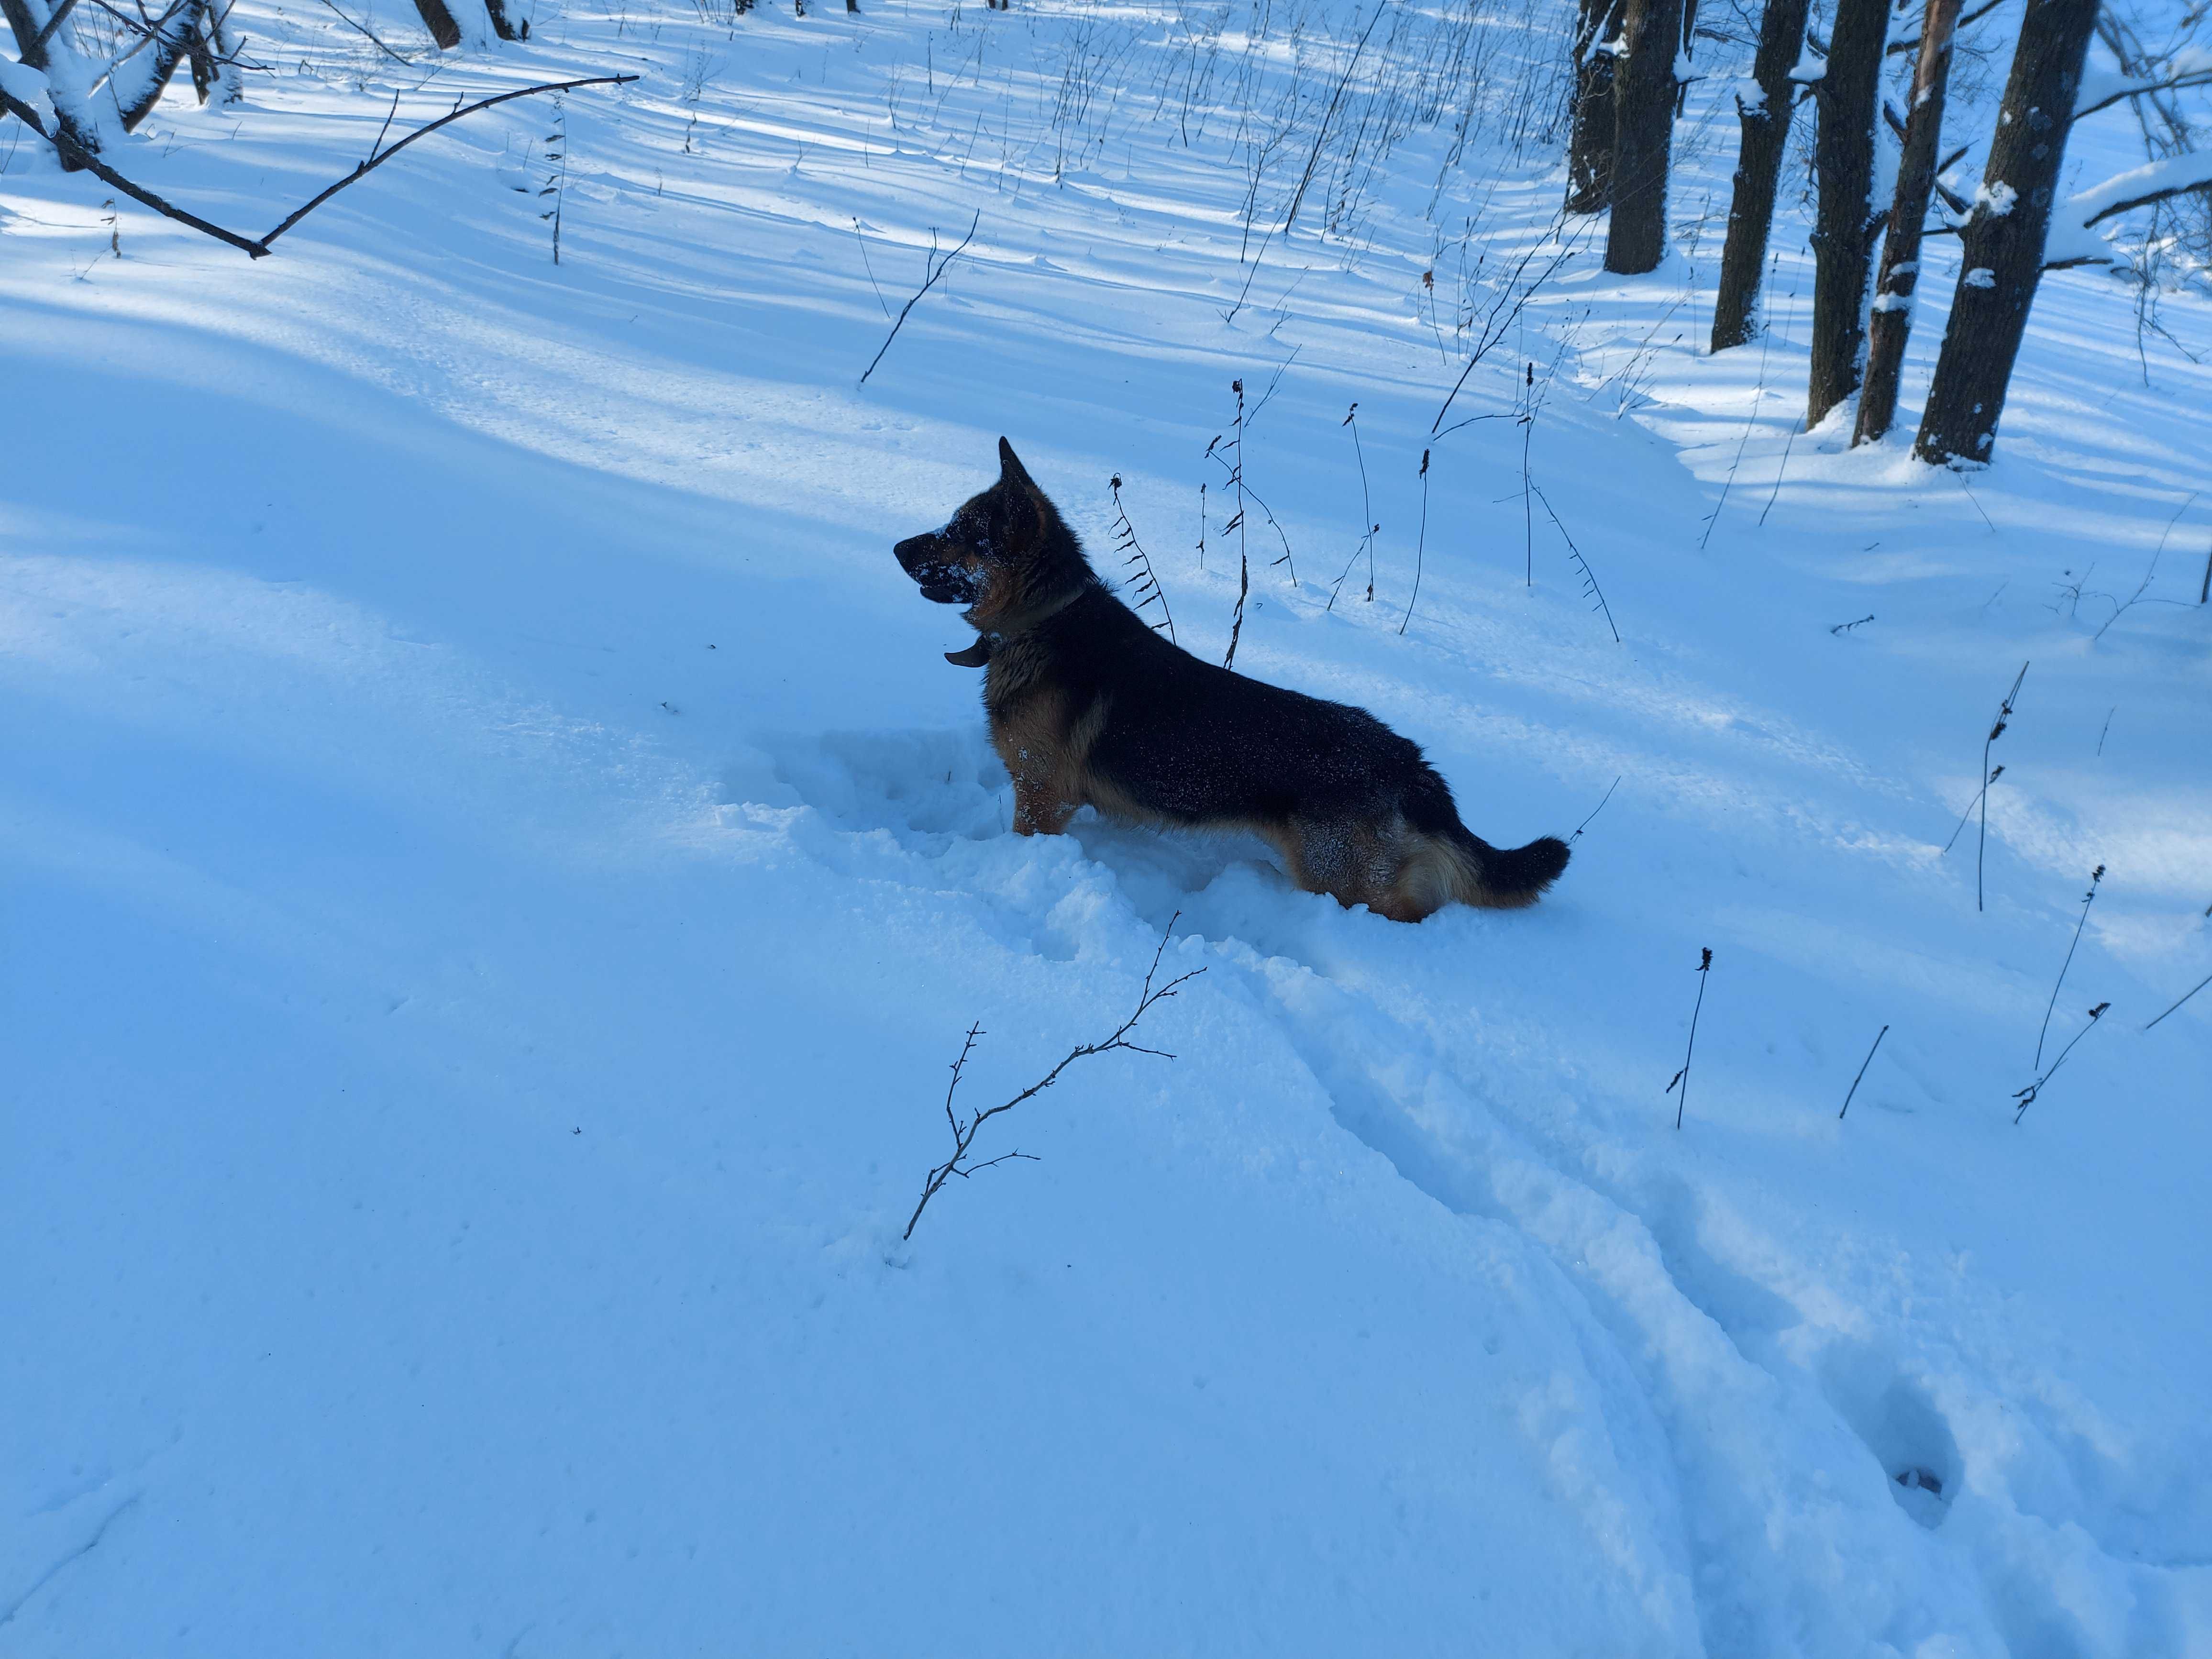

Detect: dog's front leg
1009,765,1074,835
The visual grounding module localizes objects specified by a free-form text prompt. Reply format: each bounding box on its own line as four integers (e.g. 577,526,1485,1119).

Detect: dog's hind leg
1272,816,1419,918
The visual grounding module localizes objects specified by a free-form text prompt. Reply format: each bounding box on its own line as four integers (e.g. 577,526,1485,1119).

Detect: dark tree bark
1805,0,1888,428
1711,0,1814,348
1854,0,1963,443
0,0,104,168
409,0,462,48
1604,0,1686,273
111,0,209,131
1566,0,1625,212
482,0,527,39
1914,0,2099,464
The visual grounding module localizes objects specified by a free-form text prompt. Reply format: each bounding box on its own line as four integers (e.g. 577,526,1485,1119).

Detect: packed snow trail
3,0,2209,1652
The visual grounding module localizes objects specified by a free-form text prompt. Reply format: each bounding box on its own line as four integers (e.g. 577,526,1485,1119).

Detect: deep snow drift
2,0,2209,1652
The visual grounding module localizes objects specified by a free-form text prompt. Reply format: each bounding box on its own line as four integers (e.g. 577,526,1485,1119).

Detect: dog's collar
962,583,1088,640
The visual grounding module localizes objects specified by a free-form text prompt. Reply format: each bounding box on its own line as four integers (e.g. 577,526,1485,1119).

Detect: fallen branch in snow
0,72,636,258
1665,947,1713,1130
858,210,979,386
903,919,1204,1241
2034,865,2102,1069
1837,1023,1887,1119
2013,1002,2108,1124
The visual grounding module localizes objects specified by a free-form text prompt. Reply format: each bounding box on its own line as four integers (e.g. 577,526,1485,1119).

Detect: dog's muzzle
894,533,980,606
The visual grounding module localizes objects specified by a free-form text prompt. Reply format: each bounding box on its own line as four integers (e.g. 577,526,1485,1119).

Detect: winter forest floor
3,0,2210,1652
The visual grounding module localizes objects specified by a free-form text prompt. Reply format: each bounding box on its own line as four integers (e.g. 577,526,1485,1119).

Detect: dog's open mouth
918,583,965,605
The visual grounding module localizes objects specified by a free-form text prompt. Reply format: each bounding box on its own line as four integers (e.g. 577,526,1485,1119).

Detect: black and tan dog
894,439,1569,922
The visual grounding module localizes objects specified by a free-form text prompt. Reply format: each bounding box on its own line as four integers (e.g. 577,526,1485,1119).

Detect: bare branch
2081,175,2212,228
317,0,413,65
2074,69,2212,121
858,210,980,387
258,74,634,249
0,72,635,258
902,918,1204,1241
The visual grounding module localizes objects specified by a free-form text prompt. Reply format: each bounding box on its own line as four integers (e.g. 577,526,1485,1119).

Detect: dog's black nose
894,533,937,575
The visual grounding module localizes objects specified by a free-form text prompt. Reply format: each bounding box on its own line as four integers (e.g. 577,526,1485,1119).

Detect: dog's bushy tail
1441,826,1570,909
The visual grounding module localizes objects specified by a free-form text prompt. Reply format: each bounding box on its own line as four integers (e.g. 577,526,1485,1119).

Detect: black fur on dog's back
894,439,1568,920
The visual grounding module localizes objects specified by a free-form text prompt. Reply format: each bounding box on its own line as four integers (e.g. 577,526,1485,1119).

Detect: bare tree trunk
1,0,107,167
109,0,209,131
1854,0,1963,442
482,0,527,40
1710,0,1813,348
409,0,462,48
1604,0,1686,273
1566,0,1625,212
1913,0,2099,464
1805,0,1888,428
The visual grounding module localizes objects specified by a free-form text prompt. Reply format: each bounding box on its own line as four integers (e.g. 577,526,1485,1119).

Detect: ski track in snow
3,0,2210,1651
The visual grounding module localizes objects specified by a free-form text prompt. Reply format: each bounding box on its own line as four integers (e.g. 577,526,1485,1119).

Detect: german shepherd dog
893,440,1570,922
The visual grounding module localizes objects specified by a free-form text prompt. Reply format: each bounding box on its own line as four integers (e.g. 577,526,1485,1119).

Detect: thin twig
853,217,891,317
258,75,637,250
1398,447,1429,636
1531,484,1619,642
1569,776,1621,844
903,918,1204,1240
1975,663,2028,912
1666,948,1714,1130
0,75,634,259
2145,972,2212,1031
859,210,980,386
2035,865,2103,1068
318,0,413,64
1110,473,1174,643
2013,1003,2108,1123
1838,1024,1888,1119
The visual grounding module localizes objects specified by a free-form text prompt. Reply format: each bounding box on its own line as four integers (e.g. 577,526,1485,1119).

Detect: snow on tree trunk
1806,0,1888,429
1853,0,1964,444
1913,0,2100,465
109,0,210,132
0,0,109,167
1710,0,1814,349
206,0,243,103
1604,0,1685,274
1566,0,1624,213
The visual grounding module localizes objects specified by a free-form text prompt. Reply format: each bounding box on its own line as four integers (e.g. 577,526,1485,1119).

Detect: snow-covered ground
3,0,2209,1652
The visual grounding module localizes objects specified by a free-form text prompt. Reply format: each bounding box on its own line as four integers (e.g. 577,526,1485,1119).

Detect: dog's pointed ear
997,437,1037,491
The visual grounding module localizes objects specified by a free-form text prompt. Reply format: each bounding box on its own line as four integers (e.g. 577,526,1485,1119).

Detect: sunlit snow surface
2,0,2209,1652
